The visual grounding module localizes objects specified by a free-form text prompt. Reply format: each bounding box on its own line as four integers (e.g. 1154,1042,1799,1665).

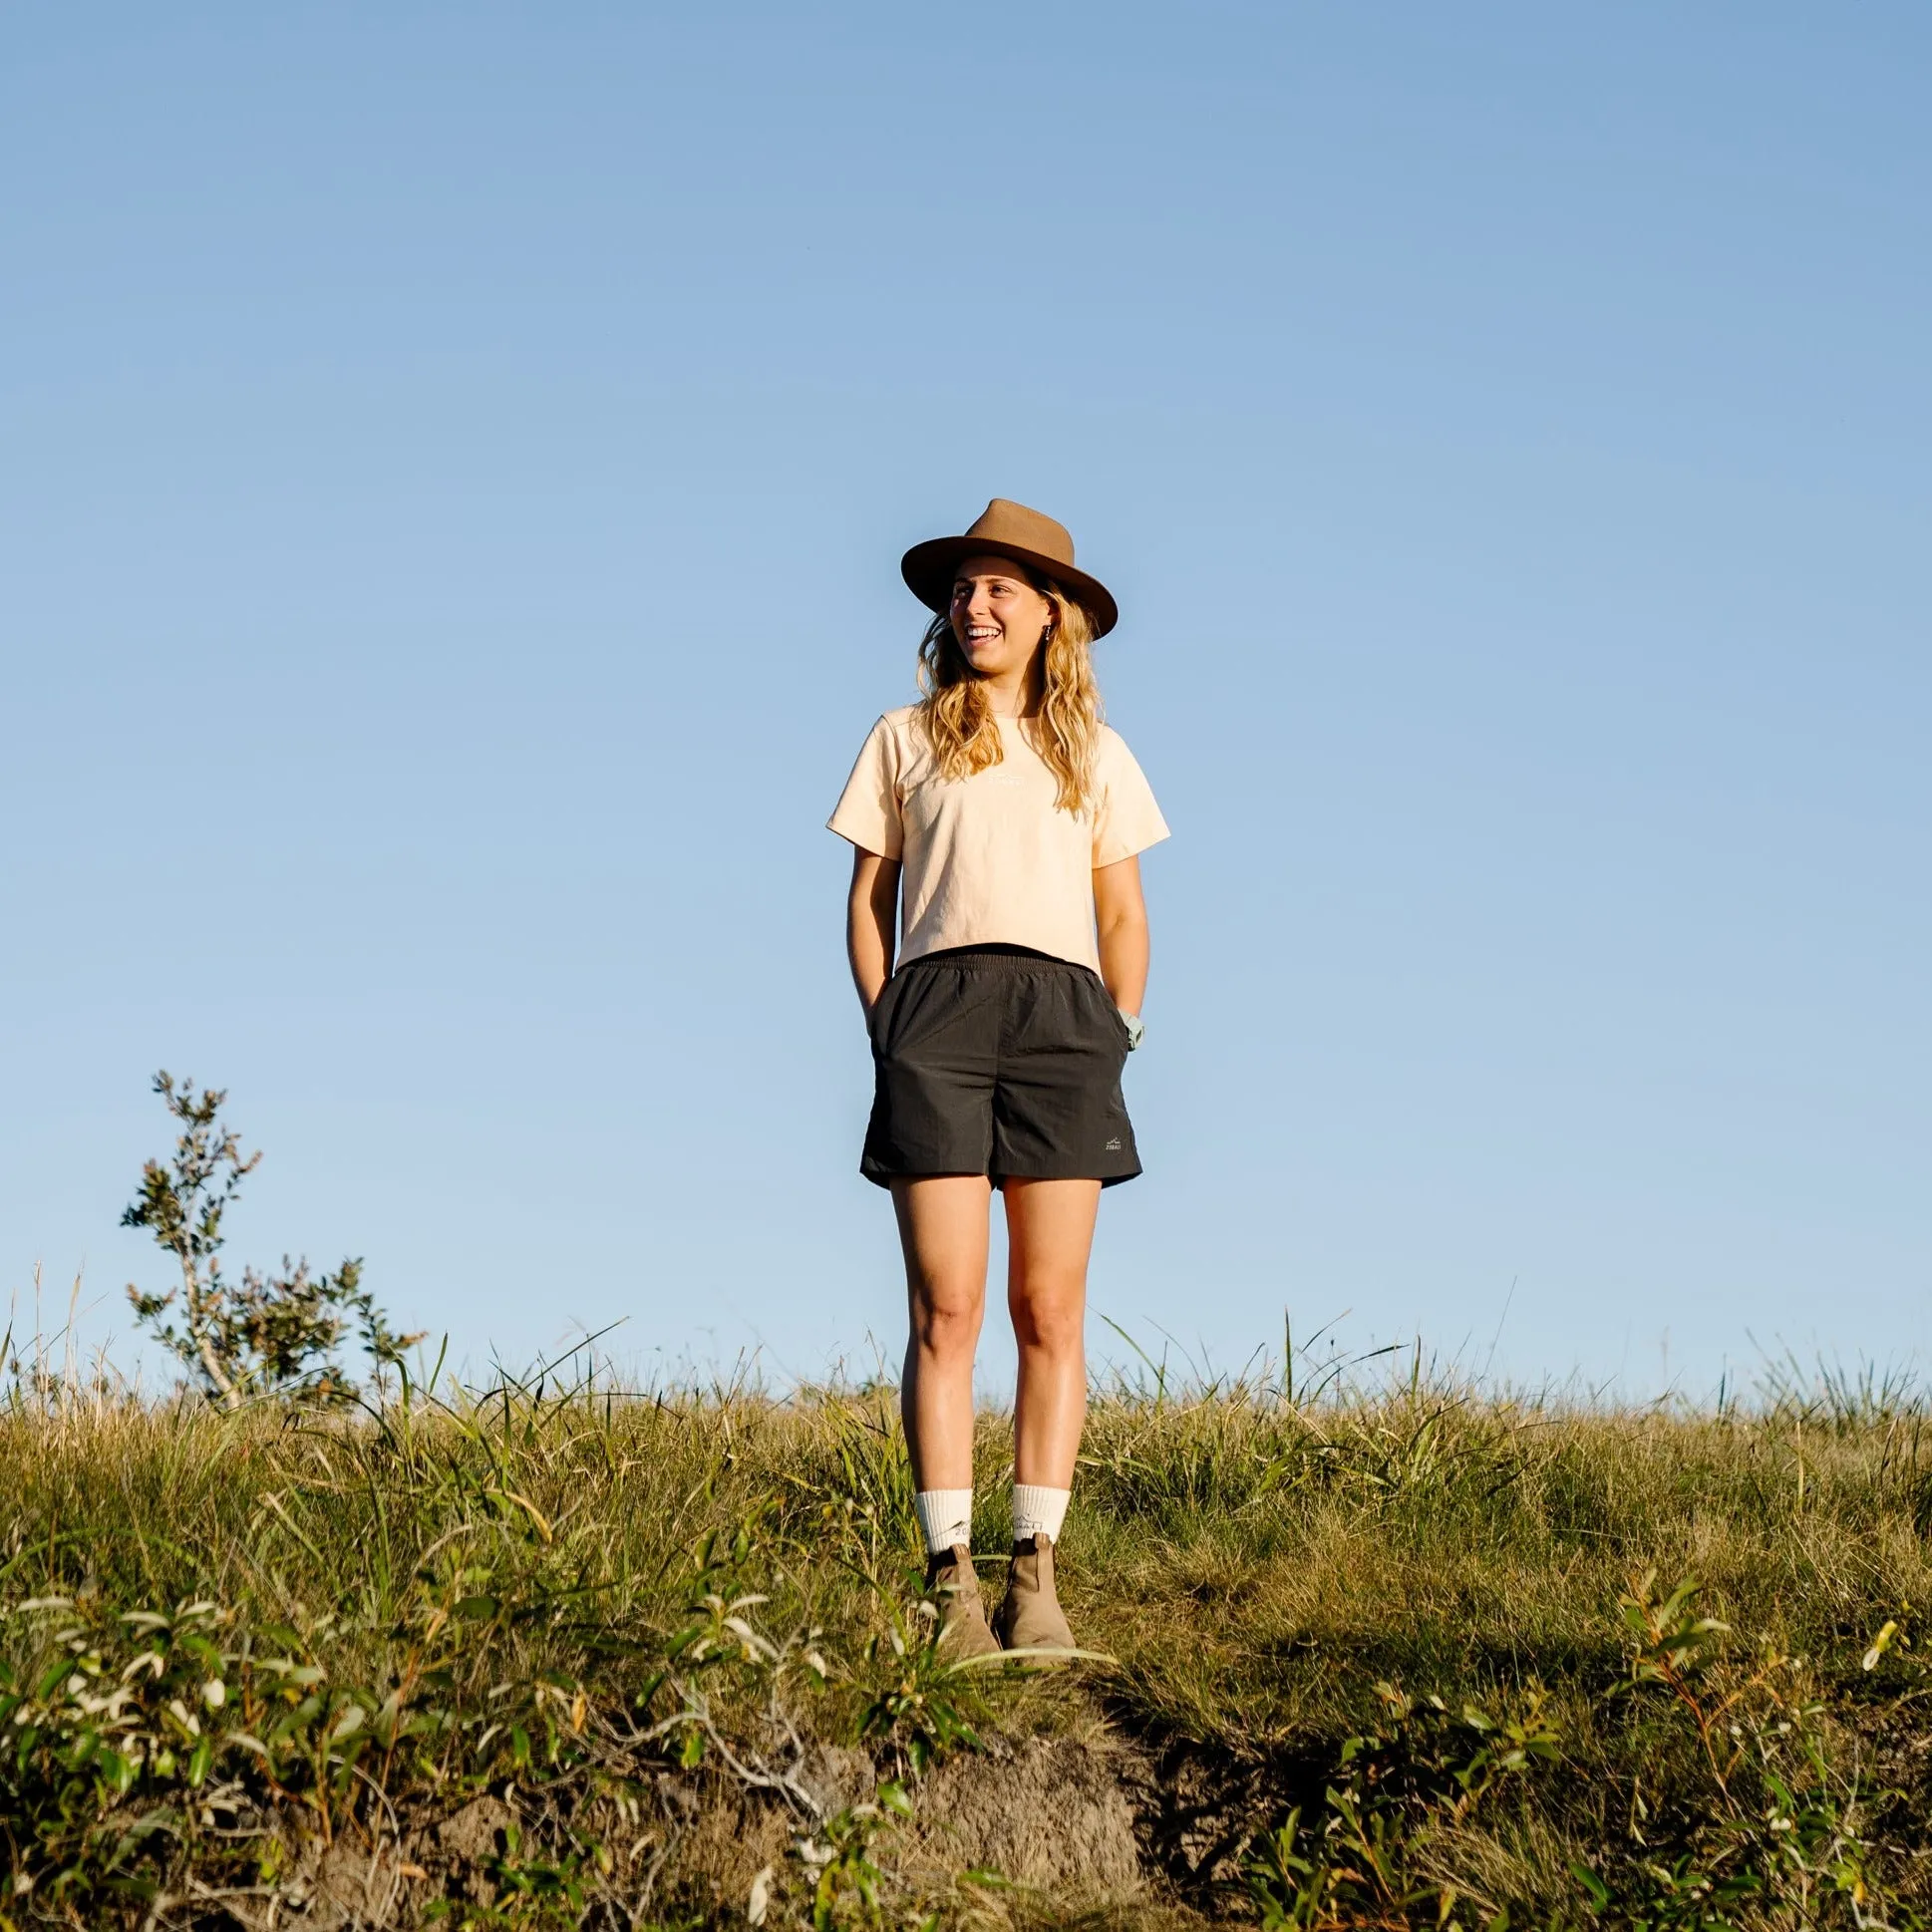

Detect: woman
828,499,1168,1656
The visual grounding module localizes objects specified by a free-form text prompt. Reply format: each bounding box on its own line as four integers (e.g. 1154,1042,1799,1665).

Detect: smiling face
948,553,1056,687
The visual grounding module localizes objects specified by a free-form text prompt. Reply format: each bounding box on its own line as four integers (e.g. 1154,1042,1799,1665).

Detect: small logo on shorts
1104,1137,1123,1151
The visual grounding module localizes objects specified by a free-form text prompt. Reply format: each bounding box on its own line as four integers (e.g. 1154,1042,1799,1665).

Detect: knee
1009,1282,1085,1356
909,1285,981,1362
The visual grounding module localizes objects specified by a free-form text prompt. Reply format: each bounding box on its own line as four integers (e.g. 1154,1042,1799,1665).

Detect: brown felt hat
900,498,1119,638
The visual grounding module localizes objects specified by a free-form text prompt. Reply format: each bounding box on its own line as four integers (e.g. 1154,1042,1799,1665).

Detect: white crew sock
1012,1483,1071,1545
914,1488,974,1555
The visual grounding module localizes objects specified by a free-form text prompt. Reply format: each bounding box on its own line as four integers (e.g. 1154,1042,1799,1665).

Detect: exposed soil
225,1719,1218,1927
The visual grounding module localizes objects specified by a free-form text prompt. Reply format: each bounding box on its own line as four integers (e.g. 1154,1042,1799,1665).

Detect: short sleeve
1091,729,1170,868
827,716,904,859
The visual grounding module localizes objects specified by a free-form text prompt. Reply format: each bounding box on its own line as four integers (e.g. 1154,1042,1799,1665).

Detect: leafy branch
123,1072,422,1410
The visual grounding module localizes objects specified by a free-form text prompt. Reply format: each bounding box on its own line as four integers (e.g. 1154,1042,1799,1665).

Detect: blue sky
4,3,1927,1398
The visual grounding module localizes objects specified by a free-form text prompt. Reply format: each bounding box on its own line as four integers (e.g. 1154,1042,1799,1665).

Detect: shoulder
856,703,920,741
872,705,927,756
1094,722,1143,771
849,705,920,749
845,706,925,780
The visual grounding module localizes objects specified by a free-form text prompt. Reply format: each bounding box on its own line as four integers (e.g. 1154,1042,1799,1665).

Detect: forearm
846,853,900,1015
1096,909,1148,1016
848,908,892,1011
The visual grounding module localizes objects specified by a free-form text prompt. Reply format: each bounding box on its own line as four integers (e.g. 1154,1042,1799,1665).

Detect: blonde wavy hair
914,572,1103,813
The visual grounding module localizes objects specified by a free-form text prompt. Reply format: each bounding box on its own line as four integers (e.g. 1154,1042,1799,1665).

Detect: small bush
123,1072,422,1408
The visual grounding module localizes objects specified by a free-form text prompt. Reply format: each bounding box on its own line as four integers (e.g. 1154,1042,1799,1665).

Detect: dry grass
3,1346,1931,1927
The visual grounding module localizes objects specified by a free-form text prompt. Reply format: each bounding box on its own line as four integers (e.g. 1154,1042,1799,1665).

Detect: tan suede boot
923,1544,1000,1660
992,1534,1076,1653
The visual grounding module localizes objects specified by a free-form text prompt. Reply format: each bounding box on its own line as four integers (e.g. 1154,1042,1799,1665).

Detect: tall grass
3,1338,1930,1927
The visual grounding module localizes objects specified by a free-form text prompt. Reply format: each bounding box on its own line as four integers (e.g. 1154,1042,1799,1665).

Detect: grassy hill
3,1352,1929,1928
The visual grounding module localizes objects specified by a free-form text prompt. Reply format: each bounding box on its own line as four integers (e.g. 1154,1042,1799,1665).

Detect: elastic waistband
901,943,1087,973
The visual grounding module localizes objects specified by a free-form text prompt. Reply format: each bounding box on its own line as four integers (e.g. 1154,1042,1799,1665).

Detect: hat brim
900,536,1119,639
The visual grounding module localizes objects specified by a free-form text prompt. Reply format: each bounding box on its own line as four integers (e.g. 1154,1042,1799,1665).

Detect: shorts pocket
1107,999,1132,1051
869,969,917,1056
867,978,896,1052
1077,973,1133,1055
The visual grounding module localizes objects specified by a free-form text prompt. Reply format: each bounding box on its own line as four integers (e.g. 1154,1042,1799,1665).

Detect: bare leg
891,1175,992,1491
1004,1177,1103,1487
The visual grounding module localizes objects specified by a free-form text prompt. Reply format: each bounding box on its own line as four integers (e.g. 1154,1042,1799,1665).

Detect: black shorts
861,945,1141,1190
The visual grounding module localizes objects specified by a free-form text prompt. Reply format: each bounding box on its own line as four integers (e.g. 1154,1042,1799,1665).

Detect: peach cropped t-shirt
828,706,1169,974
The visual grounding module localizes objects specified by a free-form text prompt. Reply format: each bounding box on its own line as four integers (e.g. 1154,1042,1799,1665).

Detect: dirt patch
413,1792,519,1911
909,1734,1146,1894
280,1835,419,1929
430,1793,516,1868
669,1734,1148,1915
210,1728,1181,1925
667,1781,798,1917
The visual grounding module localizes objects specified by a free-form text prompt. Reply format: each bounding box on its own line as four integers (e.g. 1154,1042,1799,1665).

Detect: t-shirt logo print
1104,1137,1123,1151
